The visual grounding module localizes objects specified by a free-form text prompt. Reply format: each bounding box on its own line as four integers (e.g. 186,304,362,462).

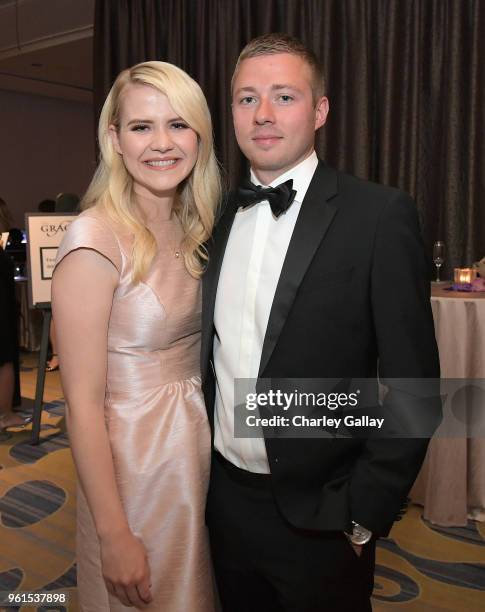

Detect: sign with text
25,213,77,307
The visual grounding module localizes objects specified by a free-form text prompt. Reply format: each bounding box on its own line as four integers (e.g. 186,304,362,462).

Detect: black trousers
207,452,376,612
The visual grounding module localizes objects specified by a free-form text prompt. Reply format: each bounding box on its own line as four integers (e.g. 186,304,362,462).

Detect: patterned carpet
0,353,484,611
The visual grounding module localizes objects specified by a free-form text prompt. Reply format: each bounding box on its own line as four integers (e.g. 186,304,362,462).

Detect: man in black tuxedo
202,33,440,612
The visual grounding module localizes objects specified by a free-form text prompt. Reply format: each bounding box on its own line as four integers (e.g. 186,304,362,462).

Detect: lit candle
454,268,477,284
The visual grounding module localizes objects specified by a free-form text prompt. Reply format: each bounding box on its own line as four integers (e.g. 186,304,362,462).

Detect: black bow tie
237,178,297,218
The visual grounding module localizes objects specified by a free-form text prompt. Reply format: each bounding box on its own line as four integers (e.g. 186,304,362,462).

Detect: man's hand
351,543,364,557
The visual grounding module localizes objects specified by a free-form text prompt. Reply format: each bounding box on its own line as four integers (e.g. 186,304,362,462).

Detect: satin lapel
258,162,339,376
201,196,238,379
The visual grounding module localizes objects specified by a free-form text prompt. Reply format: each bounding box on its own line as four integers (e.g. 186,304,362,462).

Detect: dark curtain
94,0,485,275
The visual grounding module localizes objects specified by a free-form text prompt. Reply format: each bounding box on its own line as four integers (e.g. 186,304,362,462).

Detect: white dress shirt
213,151,319,473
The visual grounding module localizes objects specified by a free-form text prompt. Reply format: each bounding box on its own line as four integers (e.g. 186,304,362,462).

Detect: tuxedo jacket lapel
258,162,339,376
201,197,238,380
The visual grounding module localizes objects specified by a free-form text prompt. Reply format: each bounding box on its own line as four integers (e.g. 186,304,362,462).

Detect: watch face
351,533,370,545
352,523,372,545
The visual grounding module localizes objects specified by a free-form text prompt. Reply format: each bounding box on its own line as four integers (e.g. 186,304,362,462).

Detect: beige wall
0,89,95,227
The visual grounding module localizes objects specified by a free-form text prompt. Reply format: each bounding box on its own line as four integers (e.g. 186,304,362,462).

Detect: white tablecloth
411,284,485,525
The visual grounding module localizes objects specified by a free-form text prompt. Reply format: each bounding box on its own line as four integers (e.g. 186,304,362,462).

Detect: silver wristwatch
344,521,373,545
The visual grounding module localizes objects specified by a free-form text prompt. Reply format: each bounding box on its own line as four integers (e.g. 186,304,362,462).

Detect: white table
411,284,485,525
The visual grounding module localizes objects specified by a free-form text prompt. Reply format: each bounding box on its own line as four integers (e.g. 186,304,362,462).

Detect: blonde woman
52,62,220,611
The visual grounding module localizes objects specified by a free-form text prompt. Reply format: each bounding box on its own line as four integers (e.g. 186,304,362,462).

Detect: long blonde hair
82,61,221,281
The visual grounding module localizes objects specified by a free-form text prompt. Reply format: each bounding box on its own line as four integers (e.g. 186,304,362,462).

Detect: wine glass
433,241,445,282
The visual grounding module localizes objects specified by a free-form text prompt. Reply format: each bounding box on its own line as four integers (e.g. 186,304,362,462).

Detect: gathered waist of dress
107,349,200,390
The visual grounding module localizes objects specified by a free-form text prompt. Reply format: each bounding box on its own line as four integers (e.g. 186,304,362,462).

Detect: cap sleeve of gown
55,210,122,273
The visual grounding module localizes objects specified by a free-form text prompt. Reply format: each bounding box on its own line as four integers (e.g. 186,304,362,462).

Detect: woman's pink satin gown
56,206,214,611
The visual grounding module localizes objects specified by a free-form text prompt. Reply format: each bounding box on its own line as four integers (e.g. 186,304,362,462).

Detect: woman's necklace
138,194,181,258
160,219,182,259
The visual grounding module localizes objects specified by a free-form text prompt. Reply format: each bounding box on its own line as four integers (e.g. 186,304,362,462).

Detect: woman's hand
100,529,153,608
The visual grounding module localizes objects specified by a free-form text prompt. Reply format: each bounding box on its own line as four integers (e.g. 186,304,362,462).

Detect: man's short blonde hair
231,33,326,104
